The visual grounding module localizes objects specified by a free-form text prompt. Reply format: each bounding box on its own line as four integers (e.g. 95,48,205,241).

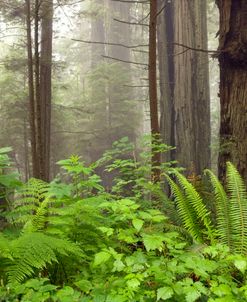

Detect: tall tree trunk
25,0,38,177
23,118,29,182
173,0,211,175
149,0,160,182
40,0,53,181
108,0,131,62
157,0,174,162
91,0,105,68
34,0,42,179
25,0,53,181
217,0,247,183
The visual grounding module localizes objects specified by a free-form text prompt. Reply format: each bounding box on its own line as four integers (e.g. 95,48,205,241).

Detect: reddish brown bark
149,0,161,182
25,0,53,181
217,0,247,183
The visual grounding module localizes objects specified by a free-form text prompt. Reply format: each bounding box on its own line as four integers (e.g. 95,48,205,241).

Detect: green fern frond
226,162,247,254
205,169,232,249
173,171,214,242
8,232,81,284
11,178,49,225
23,198,50,233
165,174,203,242
0,233,12,260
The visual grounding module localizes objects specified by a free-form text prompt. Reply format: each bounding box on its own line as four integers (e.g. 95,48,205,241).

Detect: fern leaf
205,169,232,249
172,171,214,243
226,162,247,254
8,232,81,284
165,174,203,242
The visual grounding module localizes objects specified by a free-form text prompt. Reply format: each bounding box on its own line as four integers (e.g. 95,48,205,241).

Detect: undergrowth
0,139,247,301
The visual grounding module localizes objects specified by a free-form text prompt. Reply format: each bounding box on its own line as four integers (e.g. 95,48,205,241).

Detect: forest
0,0,247,301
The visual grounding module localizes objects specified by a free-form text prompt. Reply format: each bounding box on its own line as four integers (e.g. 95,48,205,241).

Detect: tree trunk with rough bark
149,0,160,182
216,0,247,183
40,0,53,181
173,0,211,175
157,0,174,162
25,0,53,181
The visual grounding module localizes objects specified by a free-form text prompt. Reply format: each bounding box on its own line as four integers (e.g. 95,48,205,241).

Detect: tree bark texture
173,0,211,175
40,0,53,181
25,0,38,177
157,0,174,162
149,0,161,182
25,0,53,181
216,0,247,183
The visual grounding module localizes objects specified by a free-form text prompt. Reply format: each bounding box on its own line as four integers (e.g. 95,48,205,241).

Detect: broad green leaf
142,234,165,251
185,288,201,302
234,259,247,273
94,251,111,266
132,218,144,232
98,227,114,236
113,259,125,272
126,278,140,289
75,280,92,293
157,286,174,300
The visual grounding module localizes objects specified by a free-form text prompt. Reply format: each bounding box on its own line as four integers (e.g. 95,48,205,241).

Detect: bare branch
173,42,219,54
113,18,148,26
102,55,148,66
72,39,148,49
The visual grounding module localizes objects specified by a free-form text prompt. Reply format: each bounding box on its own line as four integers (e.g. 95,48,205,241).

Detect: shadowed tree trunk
40,0,53,181
216,0,247,184
173,0,211,175
25,0,38,177
25,0,53,181
149,0,160,182
157,0,174,162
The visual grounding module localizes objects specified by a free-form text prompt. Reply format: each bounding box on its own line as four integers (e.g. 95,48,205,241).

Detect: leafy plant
165,162,247,254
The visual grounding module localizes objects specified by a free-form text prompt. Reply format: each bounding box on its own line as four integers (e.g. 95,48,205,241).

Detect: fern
165,171,214,243
205,169,232,249
174,171,214,241
226,162,247,254
165,174,203,242
7,232,81,284
9,178,49,225
167,164,247,254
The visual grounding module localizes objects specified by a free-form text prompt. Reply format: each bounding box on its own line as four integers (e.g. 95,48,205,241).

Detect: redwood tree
25,0,53,181
217,0,247,183
157,0,210,175
149,0,161,182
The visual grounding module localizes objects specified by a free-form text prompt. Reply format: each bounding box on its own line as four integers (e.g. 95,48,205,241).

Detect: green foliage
165,162,247,255
206,162,247,254
0,150,247,301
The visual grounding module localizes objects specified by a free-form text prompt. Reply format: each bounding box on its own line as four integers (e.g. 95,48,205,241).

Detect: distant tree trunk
25,0,38,177
173,0,211,175
34,0,41,179
217,0,247,183
107,0,132,145
23,118,30,182
40,0,53,181
91,0,105,68
108,0,131,62
25,0,53,181
149,0,160,182
157,0,174,162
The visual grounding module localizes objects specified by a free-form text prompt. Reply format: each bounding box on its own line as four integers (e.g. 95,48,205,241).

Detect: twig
102,55,148,66
72,39,148,49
